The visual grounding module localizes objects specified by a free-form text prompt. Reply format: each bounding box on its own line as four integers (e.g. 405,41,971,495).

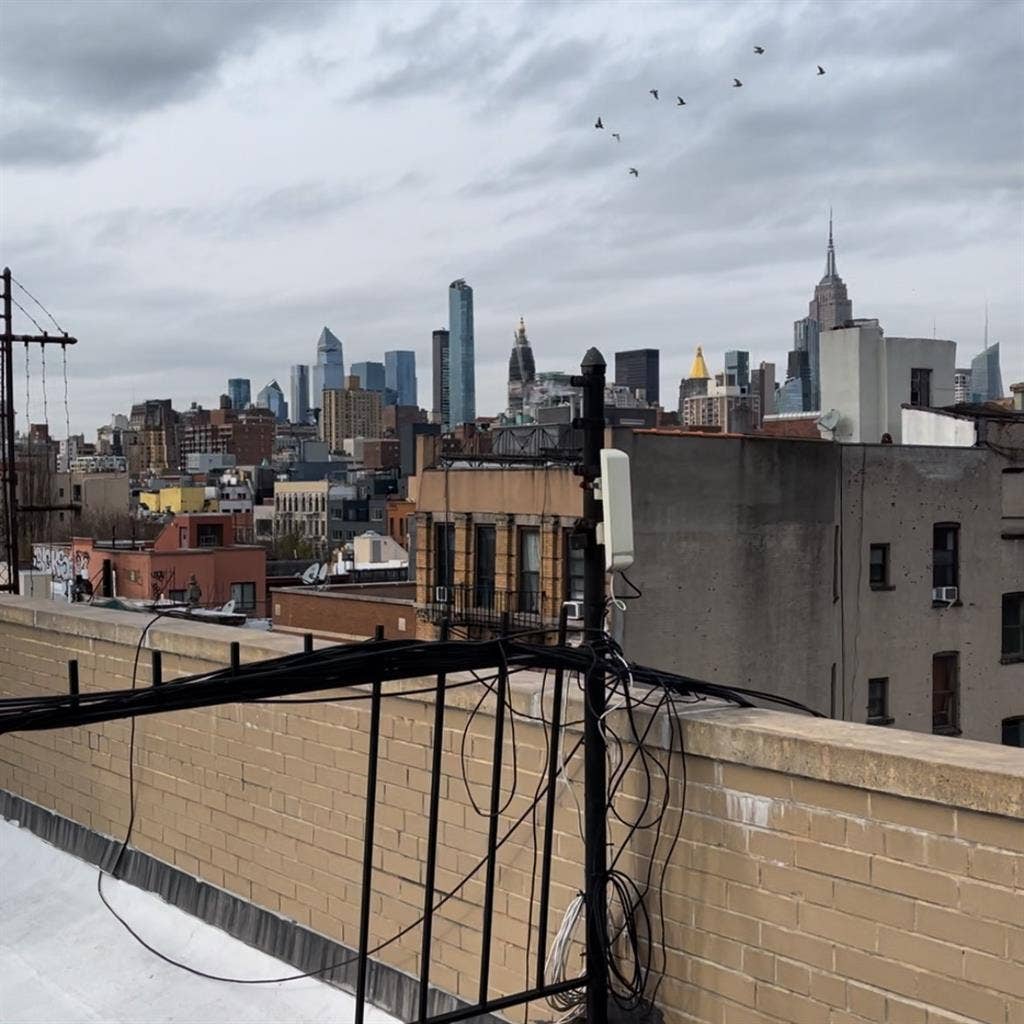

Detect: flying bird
612,132,621,141
595,116,604,129
754,46,765,54
628,167,639,177
817,65,826,75
676,96,686,106
649,89,659,100
733,78,743,87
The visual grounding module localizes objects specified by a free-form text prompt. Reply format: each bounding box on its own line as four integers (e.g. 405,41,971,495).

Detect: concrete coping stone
2,597,1021,820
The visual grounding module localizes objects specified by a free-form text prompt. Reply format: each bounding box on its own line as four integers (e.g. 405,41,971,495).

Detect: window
434,523,454,592
1002,593,1024,661
910,367,932,408
565,531,585,603
869,543,890,589
169,589,186,603
867,677,891,725
1002,716,1024,748
72,484,82,503
474,525,496,608
932,652,959,735
230,582,256,611
58,487,65,499
370,508,384,522
932,524,959,591
197,524,223,548
518,527,540,613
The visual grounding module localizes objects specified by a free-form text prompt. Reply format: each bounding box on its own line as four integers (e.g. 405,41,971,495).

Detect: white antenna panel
598,449,635,571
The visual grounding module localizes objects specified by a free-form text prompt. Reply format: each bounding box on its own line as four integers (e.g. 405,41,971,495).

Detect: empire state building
791,213,854,410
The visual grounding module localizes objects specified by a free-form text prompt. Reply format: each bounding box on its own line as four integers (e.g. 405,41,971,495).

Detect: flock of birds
594,45,828,177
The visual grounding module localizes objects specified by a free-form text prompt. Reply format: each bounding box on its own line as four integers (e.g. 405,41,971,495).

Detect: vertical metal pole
151,649,163,687
536,603,569,987
580,348,608,1024
100,558,113,598
303,632,313,654
67,659,79,709
354,667,383,1023
1,268,18,594
229,641,240,673
478,611,510,1002
417,617,449,1021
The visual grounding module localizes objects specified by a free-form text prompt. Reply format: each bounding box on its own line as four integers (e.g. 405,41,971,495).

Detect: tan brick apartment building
410,460,584,638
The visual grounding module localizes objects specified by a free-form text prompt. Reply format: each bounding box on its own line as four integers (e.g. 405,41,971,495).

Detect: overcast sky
2,0,1021,435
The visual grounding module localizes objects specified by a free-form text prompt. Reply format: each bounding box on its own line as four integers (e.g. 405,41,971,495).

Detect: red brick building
71,513,267,615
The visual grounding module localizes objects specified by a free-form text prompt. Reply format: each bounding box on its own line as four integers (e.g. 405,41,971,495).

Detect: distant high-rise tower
615,349,659,405
507,317,536,416
227,378,251,410
724,351,750,389
385,350,417,407
432,329,450,428
352,361,386,394
256,379,288,423
954,367,972,405
678,346,711,411
289,365,310,424
792,212,854,411
312,327,344,408
448,280,475,428
969,343,1003,403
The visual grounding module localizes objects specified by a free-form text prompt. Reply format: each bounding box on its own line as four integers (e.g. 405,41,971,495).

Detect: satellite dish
818,409,841,432
300,562,320,584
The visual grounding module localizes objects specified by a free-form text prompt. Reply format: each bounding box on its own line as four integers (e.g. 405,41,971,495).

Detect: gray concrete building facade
613,430,1024,744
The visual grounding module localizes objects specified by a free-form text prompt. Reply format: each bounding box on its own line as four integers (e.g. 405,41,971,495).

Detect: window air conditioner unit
435,586,449,603
932,586,958,603
563,600,583,621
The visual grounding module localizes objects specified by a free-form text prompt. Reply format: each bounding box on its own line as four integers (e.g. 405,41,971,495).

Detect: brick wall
1,599,1022,1024
270,585,416,641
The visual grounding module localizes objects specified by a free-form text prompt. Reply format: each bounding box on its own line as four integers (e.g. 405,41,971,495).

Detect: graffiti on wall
32,545,90,582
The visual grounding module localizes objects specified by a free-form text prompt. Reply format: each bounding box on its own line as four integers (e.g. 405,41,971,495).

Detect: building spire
825,207,837,278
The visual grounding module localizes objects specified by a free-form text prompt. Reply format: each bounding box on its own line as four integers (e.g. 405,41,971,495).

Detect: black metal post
536,603,569,987
579,347,608,1024
479,611,510,1001
417,617,449,1021
229,641,240,673
354,666,383,1023
100,558,113,598
67,659,79,709
151,649,163,687
303,632,313,654
1,268,17,594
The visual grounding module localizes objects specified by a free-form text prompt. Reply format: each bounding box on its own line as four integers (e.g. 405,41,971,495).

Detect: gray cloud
0,123,108,167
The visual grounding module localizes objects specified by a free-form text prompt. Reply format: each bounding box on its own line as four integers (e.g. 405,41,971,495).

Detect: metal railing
424,583,547,630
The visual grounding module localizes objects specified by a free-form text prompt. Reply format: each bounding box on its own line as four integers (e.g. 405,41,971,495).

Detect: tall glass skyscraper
969,343,1003,403
448,279,475,428
724,350,750,389
312,327,344,406
352,361,386,394
432,329,450,427
289,364,310,424
256,380,288,423
227,378,251,410
385,350,417,407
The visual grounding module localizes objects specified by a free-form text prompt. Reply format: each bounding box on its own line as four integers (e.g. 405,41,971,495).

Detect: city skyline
3,0,1021,435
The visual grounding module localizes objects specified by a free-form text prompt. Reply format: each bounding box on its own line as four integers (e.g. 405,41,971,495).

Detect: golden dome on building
689,345,710,380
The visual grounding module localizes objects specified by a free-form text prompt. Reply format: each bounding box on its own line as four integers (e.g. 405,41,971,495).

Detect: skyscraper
791,213,854,411
448,280,475,428
352,361,386,394
432,329,450,428
256,380,288,423
289,364,310,425
615,349,659,405
507,317,536,416
954,368,972,405
751,361,777,419
227,378,251,410
969,343,1003,403
385,350,417,407
312,327,344,408
724,351,750,389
